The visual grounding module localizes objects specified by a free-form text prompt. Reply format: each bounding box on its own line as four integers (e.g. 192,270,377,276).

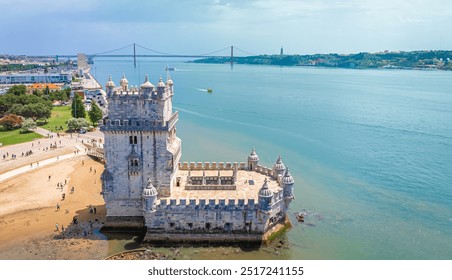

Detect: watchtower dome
248,147,259,171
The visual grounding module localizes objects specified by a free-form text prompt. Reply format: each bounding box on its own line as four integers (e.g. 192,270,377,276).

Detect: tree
71,94,85,118
7,85,27,96
49,90,70,103
21,103,52,121
67,118,89,131
8,103,24,116
0,114,23,130
62,88,71,100
88,101,103,126
0,91,52,118
21,118,37,133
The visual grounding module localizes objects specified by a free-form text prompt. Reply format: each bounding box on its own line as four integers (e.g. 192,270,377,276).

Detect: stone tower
100,74,181,227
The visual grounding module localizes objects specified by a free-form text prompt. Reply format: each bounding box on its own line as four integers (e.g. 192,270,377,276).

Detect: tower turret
120,73,129,91
105,75,115,97
258,178,273,212
142,179,158,212
273,155,285,181
166,74,174,93
247,147,259,171
157,76,165,98
140,74,154,98
282,167,295,205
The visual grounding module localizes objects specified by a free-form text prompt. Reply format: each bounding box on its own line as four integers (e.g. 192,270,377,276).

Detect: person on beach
56,204,60,211
48,175,51,181
55,223,59,231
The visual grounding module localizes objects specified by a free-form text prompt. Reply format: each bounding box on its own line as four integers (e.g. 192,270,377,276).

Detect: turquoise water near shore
93,59,452,259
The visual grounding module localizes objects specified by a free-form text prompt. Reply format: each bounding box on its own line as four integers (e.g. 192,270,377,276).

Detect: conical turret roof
157,76,165,87
248,147,259,162
140,74,154,88
282,168,294,185
273,155,285,171
258,178,273,197
105,75,115,87
142,179,158,197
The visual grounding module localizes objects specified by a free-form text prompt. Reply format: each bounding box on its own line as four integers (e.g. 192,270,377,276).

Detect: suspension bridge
36,43,257,68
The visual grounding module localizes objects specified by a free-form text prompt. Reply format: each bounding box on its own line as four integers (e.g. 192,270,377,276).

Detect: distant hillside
193,50,452,70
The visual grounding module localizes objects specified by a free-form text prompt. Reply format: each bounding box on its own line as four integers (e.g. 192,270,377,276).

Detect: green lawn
0,127,42,147
0,106,72,146
40,106,72,132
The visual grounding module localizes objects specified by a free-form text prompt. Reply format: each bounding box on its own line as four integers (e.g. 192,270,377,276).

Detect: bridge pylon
133,43,136,68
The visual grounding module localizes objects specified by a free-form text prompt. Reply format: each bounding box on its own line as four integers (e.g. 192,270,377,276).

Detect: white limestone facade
100,74,295,243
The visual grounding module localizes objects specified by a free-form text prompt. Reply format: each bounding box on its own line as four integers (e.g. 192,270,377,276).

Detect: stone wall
143,190,285,237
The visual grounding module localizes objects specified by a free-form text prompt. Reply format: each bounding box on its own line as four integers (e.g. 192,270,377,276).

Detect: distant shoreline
192,50,452,71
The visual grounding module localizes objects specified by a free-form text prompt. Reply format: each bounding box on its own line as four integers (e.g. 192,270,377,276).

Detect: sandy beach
0,133,111,260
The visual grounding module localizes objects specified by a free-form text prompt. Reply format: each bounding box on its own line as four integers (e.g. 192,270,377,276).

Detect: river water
92,58,452,260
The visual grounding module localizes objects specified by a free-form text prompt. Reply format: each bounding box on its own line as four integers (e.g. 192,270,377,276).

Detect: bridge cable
135,44,174,56
90,44,134,56
136,43,232,57
193,46,232,57
233,46,258,56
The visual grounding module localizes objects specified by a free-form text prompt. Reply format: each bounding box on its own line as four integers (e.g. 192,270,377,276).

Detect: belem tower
99,73,295,243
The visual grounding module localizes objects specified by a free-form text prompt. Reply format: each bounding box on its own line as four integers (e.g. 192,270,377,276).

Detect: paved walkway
0,144,86,183
0,126,104,181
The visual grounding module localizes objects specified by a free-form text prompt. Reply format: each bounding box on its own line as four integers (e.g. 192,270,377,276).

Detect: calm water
92,58,452,259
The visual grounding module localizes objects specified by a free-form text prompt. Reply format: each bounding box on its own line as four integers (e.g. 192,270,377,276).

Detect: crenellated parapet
255,164,275,178
157,197,260,210
100,112,178,132
178,161,247,170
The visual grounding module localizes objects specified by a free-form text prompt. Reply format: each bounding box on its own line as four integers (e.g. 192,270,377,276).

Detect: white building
0,72,71,84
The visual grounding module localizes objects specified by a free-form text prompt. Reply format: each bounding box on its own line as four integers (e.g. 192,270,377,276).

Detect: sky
1,0,451,56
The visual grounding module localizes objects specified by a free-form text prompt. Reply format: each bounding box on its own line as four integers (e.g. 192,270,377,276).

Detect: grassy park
0,106,72,146
0,127,42,146
40,106,72,132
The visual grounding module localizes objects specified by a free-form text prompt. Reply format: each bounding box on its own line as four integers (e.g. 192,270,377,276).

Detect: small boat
207,88,213,93
165,67,176,71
